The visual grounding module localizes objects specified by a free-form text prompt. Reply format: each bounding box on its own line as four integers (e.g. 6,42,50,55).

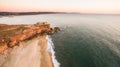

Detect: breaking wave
46,36,60,67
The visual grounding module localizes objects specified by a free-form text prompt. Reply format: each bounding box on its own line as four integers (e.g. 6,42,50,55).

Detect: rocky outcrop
0,22,59,53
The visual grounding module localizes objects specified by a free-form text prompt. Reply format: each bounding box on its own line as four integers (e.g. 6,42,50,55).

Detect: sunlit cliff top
0,22,60,53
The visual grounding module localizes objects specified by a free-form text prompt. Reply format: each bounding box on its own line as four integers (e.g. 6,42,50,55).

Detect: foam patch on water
46,36,60,67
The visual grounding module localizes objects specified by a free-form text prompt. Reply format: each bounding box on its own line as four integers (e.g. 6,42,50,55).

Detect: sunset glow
0,0,120,14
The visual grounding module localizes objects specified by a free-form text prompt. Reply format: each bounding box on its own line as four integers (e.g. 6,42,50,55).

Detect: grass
0,25,28,38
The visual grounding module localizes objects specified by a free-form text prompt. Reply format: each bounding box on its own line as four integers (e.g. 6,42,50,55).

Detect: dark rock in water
54,27,60,32
48,27,60,35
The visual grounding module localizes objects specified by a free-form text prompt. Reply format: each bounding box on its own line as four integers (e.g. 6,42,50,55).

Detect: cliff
0,22,55,53
0,22,59,67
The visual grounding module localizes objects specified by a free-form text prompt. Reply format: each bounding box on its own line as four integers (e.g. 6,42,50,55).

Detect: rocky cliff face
0,22,59,67
0,35,54,67
0,22,59,53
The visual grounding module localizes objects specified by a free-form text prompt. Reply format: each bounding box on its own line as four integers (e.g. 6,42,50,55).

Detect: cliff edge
0,22,59,53
0,22,60,67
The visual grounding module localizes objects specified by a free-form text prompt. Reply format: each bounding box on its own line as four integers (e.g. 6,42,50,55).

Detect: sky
0,0,120,14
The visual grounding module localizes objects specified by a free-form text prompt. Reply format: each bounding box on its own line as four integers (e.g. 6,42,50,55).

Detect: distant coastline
0,12,119,17
0,12,67,16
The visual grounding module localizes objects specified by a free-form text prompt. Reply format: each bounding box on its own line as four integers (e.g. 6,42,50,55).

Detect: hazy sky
0,0,120,14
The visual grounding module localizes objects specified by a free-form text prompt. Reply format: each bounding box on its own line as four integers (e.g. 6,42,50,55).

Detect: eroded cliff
0,22,55,53
0,22,59,67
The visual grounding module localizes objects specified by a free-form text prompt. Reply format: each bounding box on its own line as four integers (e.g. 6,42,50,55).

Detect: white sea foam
46,36,60,67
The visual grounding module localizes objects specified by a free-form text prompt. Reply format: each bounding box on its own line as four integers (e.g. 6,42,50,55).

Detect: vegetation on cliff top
0,25,28,37
0,22,60,53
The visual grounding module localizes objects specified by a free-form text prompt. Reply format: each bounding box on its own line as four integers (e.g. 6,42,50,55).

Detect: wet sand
39,35,53,67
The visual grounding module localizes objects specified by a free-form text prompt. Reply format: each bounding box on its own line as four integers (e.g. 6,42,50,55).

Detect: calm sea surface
0,14,120,67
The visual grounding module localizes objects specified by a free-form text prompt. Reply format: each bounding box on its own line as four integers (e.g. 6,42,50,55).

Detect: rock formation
0,22,60,67
0,22,59,53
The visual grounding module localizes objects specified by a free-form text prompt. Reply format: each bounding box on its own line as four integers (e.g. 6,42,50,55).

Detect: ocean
0,14,120,67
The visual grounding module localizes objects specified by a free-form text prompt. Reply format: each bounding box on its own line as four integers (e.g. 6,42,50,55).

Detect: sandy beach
0,35,53,67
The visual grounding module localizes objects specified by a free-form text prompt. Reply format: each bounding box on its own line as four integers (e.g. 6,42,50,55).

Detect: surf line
46,36,60,67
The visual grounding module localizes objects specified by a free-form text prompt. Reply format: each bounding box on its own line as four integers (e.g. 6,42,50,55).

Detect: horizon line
0,11,120,15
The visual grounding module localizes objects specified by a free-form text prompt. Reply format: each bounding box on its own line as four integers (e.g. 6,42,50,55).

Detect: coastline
39,35,54,67
0,35,54,67
0,22,59,67
0,22,52,53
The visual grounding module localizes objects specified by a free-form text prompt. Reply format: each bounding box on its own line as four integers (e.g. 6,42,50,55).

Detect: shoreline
0,22,60,67
39,35,54,67
0,35,54,67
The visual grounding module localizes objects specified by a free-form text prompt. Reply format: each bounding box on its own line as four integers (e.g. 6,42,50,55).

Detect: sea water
0,14,120,67
46,36,60,67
